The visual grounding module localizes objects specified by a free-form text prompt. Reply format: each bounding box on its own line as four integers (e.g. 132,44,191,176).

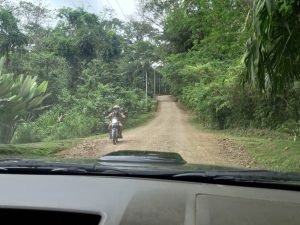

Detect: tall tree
14,1,52,49
0,8,27,58
47,8,105,88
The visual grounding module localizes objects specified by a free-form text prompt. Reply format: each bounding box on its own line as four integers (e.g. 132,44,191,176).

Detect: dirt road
58,96,254,167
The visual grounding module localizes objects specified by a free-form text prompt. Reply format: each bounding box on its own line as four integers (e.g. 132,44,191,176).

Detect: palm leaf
243,0,300,93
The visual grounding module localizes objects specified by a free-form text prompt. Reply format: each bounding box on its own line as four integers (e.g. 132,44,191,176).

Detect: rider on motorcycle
108,105,126,138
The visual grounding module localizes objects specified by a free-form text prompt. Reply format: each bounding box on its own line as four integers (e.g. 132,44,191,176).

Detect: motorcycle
110,116,120,145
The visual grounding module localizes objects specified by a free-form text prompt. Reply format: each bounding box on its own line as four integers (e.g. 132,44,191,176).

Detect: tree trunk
0,122,16,144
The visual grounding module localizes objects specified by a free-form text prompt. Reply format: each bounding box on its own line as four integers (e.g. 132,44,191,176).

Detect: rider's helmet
113,105,120,113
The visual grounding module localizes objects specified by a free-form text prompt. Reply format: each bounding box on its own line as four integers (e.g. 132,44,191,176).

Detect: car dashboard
0,174,300,225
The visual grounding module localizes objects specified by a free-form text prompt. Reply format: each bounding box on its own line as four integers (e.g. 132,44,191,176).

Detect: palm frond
243,0,300,93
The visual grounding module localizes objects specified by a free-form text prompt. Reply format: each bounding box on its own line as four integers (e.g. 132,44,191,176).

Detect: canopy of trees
140,0,299,134
0,0,299,143
0,1,162,143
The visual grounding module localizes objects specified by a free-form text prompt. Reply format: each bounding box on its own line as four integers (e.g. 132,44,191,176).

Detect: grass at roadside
0,139,81,159
233,136,300,173
190,118,300,173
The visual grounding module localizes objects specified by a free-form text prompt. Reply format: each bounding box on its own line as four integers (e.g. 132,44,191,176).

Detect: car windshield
0,0,299,180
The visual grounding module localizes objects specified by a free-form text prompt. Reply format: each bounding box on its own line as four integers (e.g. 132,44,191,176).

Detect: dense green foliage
12,84,149,143
0,1,160,143
141,0,300,137
244,0,300,93
1,0,299,144
0,8,27,58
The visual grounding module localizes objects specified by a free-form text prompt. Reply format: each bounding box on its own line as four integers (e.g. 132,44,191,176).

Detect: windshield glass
0,0,299,178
